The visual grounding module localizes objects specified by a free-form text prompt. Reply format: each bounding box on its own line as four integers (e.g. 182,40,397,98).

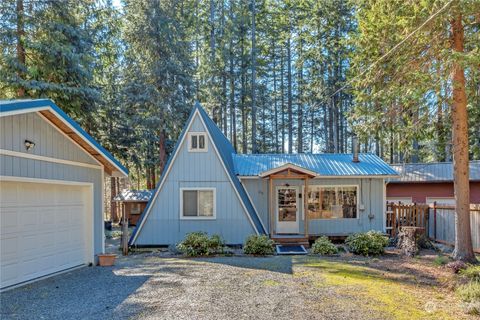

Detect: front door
276,186,299,234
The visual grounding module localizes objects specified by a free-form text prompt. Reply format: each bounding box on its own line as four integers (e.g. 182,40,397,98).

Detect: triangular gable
0,99,128,176
129,103,266,245
259,163,317,178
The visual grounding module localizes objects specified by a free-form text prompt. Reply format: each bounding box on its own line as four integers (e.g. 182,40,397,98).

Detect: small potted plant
97,253,116,266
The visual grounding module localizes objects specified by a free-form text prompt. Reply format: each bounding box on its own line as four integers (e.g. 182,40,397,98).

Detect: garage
0,99,128,290
0,181,93,288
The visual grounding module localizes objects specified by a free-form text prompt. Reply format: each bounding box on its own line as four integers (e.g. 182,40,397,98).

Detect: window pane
338,187,357,218
278,188,297,222
320,187,336,218
183,190,198,216
191,135,198,149
307,188,321,219
199,135,205,149
198,191,214,216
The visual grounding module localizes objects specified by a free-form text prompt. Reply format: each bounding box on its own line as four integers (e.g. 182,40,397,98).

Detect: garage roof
389,161,480,183
0,99,128,176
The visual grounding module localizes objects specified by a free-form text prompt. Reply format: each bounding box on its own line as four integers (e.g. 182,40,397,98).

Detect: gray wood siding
241,177,385,235
134,115,256,245
1,113,105,256
1,113,99,165
0,155,104,255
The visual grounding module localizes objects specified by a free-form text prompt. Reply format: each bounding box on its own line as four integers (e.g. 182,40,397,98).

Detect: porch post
269,177,273,237
304,177,309,237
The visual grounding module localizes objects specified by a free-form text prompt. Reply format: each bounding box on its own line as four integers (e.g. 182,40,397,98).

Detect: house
387,161,480,205
0,99,128,290
129,103,398,246
113,190,153,226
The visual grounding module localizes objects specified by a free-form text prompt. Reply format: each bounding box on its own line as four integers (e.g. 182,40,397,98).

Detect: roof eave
1,99,128,176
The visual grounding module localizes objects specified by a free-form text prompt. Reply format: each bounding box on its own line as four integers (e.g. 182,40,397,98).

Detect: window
131,203,142,215
188,133,207,152
180,188,215,219
307,186,358,219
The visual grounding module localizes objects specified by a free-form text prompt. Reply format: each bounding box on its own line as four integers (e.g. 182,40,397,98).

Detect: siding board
134,115,256,245
242,177,385,235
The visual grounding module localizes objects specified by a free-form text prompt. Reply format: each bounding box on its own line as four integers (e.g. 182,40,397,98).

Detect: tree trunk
159,129,167,175
450,12,475,262
250,0,257,153
297,38,303,153
110,177,118,222
287,31,293,154
280,48,285,153
16,0,26,97
272,40,279,153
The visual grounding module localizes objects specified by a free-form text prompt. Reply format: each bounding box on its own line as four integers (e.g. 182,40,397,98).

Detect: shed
0,99,128,290
113,190,153,226
387,161,480,204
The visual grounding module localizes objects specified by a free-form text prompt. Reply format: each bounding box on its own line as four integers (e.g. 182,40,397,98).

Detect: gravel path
1,253,385,320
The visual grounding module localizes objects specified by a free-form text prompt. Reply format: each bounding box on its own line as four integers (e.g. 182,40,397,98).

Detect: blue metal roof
0,99,128,176
233,153,398,177
195,103,266,234
114,190,153,202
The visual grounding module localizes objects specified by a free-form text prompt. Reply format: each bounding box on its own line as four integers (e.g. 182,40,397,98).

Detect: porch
262,163,316,246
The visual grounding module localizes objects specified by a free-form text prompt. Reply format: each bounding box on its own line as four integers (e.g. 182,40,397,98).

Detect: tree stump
397,227,424,257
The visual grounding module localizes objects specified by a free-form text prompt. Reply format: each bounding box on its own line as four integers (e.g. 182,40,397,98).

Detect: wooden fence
386,202,480,253
385,203,429,237
428,204,480,253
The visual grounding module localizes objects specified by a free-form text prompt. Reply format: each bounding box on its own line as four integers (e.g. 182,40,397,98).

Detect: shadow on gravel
196,255,294,274
0,266,150,320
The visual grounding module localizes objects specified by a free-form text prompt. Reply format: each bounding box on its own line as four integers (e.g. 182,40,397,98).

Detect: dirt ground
1,246,475,320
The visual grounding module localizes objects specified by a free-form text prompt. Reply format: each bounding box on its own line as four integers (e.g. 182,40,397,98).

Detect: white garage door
0,180,93,289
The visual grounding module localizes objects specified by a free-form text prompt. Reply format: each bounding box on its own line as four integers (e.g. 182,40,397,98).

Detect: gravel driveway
1,253,386,320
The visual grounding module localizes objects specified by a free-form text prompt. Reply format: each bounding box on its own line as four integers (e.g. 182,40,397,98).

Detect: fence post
433,201,437,240
392,204,397,237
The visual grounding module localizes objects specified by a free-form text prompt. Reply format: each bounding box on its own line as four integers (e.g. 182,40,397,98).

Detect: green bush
243,235,275,255
457,281,480,303
176,232,224,257
345,231,389,256
460,265,480,282
311,236,338,255
433,255,450,266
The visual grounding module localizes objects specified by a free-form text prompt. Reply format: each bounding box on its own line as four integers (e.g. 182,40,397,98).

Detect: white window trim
187,132,208,152
304,184,360,220
179,187,216,220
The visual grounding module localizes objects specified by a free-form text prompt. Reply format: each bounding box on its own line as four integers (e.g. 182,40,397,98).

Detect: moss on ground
298,258,454,320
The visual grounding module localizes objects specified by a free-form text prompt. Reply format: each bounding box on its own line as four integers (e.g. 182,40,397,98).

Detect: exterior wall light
24,139,36,151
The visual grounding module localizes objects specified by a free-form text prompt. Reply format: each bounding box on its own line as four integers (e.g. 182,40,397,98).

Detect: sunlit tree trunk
450,11,475,263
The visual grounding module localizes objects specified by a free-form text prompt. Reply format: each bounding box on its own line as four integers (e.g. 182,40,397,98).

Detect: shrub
176,232,224,257
460,265,480,282
311,236,338,255
433,255,450,266
345,231,389,256
243,235,275,255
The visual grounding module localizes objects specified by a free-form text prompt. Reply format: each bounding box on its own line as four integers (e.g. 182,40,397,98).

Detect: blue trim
0,99,128,175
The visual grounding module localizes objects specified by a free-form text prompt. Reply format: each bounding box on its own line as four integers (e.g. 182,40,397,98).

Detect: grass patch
457,281,480,303
433,255,450,266
301,258,453,320
262,279,280,287
460,265,480,282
